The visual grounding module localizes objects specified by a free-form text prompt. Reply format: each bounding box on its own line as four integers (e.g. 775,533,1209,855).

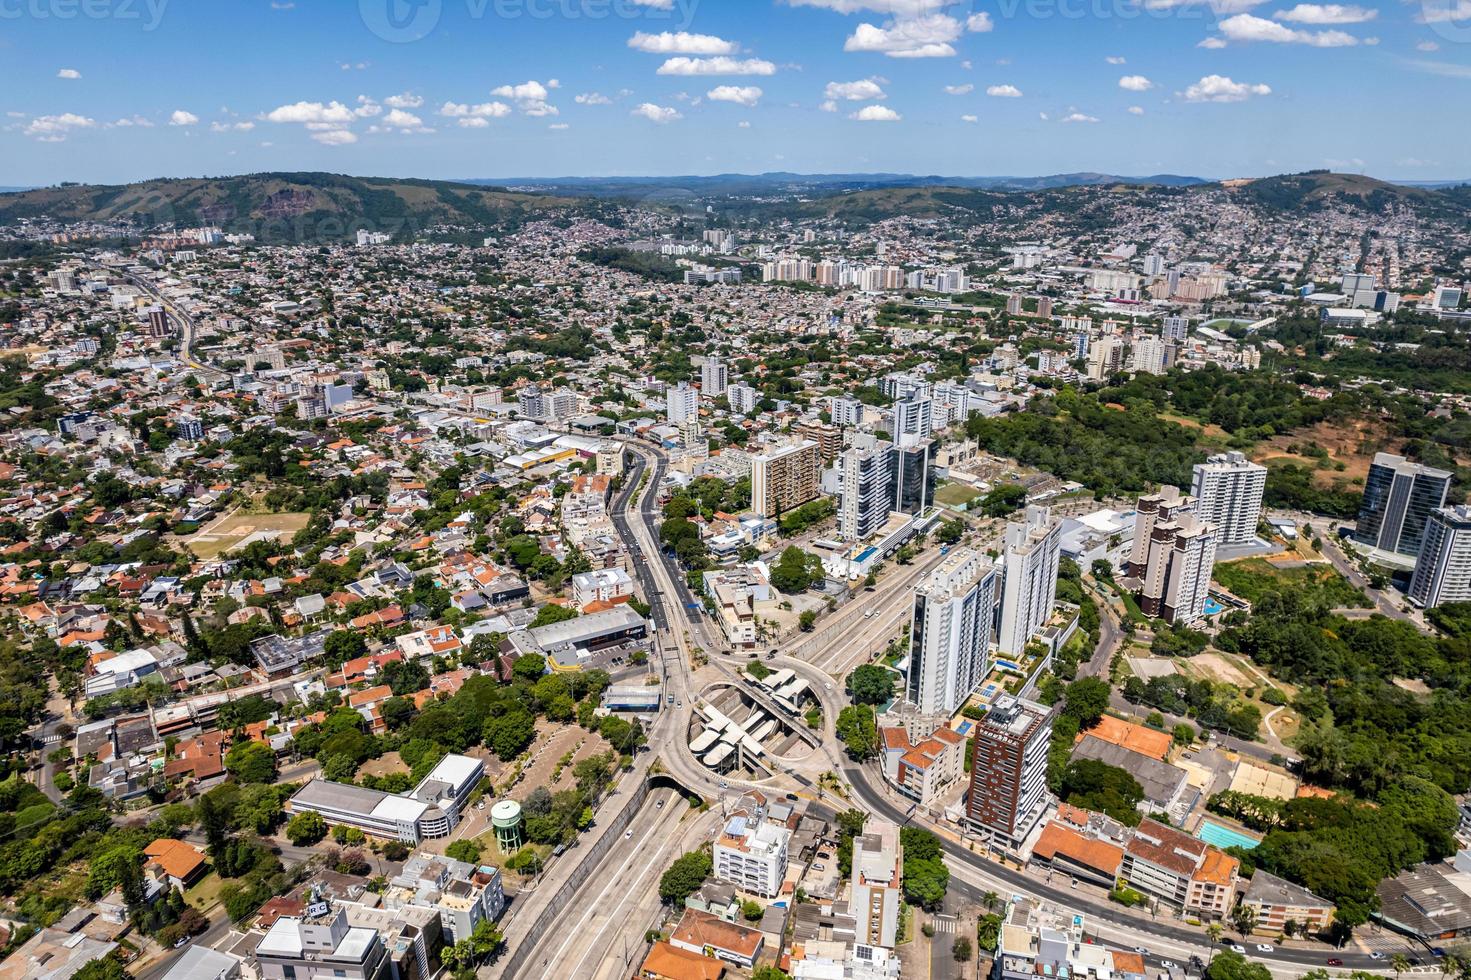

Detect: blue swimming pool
1196,819,1260,850
1203,597,1225,616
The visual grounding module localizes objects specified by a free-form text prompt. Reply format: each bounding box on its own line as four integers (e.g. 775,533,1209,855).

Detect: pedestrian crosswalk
932,913,957,934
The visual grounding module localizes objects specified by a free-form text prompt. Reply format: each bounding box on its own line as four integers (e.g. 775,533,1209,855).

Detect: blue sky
2,0,1467,184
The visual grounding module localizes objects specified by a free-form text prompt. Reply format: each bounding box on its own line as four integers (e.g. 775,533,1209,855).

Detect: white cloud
381,108,425,129
707,85,763,106
820,99,839,111
355,97,382,117
986,83,1023,97
266,101,357,125
960,113,978,122
824,78,887,101
1273,2,1376,20
491,79,559,116
1118,74,1154,91
967,12,994,31
24,112,95,140
549,123,569,130
631,102,682,123
439,100,512,119
1198,36,1229,47
850,104,902,120
110,115,154,128
383,92,424,109
1060,111,1099,123
1417,0,1471,22
312,129,357,145
1128,105,1145,114
575,92,612,105
57,68,81,79
627,30,739,54
210,120,255,132
1417,39,1440,50
1106,55,1127,64
944,83,974,94
456,117,490,128
787,0,949,11
844,14,963,57
169,109,200,127
1216,12,1362,43
656,56,777,75
1181,73,1272,101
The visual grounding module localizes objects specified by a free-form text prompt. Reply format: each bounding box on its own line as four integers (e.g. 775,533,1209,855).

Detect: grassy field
935,482,979,508
1212,557,1369,608
182,511,310,558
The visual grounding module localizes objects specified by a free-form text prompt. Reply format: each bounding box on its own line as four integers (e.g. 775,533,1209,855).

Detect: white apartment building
1131,335,1168,375
713,811,791,898
997,507,1062,656
1191,451,1267,547
384,852,505,944
837,437,897,542
891,395,933,447
701,357,729,398
666,383,698,425
851,818,903,949
1410,505,1471,608
1086,336,1124,380
829,394,864,428
750,440,822,519
906,549,999,717
571,567,635,610
727,382,759,416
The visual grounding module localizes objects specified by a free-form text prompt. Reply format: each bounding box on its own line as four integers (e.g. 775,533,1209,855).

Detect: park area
1212,557,1369,609
181,510,311,559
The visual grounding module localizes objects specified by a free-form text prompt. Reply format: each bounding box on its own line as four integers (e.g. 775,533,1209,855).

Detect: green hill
0,172,585,242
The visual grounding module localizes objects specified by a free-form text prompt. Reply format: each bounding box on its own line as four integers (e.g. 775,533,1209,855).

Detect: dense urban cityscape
5,4,1471,980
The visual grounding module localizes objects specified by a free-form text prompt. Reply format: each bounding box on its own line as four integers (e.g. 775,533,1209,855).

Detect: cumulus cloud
210,120,255,132
57,68,81,79
1060,111,1099,123
381,108,425,129
439,101,512,121
1181,73,1272,101
1215,11,1362,42
961,113,978,122
844,14,963,57
169,110,200,126
312,129,357,145
383,92,424,109
967,12,994,30
1273,2,1377,20
986,83,1023,97
1416,0,1471,21
850,104,901,120
1128,105,1146,114
110,115,154,128
631,102,682,122
491,79,559,115
944,83,974,94
707,85,763,106
266,101,357,125
1106,55,1127,64
824,78,887,101
627,30,739,54
1118,74,1154,90
575,92,612,105
656,56,776,75
24,112,95,141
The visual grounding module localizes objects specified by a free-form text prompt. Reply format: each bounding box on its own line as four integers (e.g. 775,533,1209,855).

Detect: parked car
1326,959,1344,967
1229,945,1247,954
1255,945,1274,953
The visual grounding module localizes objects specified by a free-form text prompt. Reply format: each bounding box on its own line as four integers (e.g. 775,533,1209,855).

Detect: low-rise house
669,909,764,970
1240,870,1336,936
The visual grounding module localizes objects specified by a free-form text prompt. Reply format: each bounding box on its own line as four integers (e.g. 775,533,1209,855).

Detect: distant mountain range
1,169,1468,240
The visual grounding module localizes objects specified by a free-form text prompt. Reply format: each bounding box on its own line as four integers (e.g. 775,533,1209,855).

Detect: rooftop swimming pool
1196,819,1260,851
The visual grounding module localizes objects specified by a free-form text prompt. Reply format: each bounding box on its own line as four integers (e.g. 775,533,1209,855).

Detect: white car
1229,945,1246,954
1255,944,1274,953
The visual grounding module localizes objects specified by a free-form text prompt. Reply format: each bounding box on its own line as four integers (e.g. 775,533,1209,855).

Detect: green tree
1205,950,1271,980
286,810,327,846
659,850,713,903
836,705,878,760
847,664,895,706
1061,677,1110,728
225,740,277,784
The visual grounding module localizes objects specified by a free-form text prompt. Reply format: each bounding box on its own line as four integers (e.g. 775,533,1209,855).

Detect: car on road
1326,959,1343,967
1368,952,1384,960
173,937,190,949
719,780,728,789
1255,945,1274,953
1160,961,1176,971
656,800,664,808
624,830,632,839
1132,947,1148,955
1229,945,1247,954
